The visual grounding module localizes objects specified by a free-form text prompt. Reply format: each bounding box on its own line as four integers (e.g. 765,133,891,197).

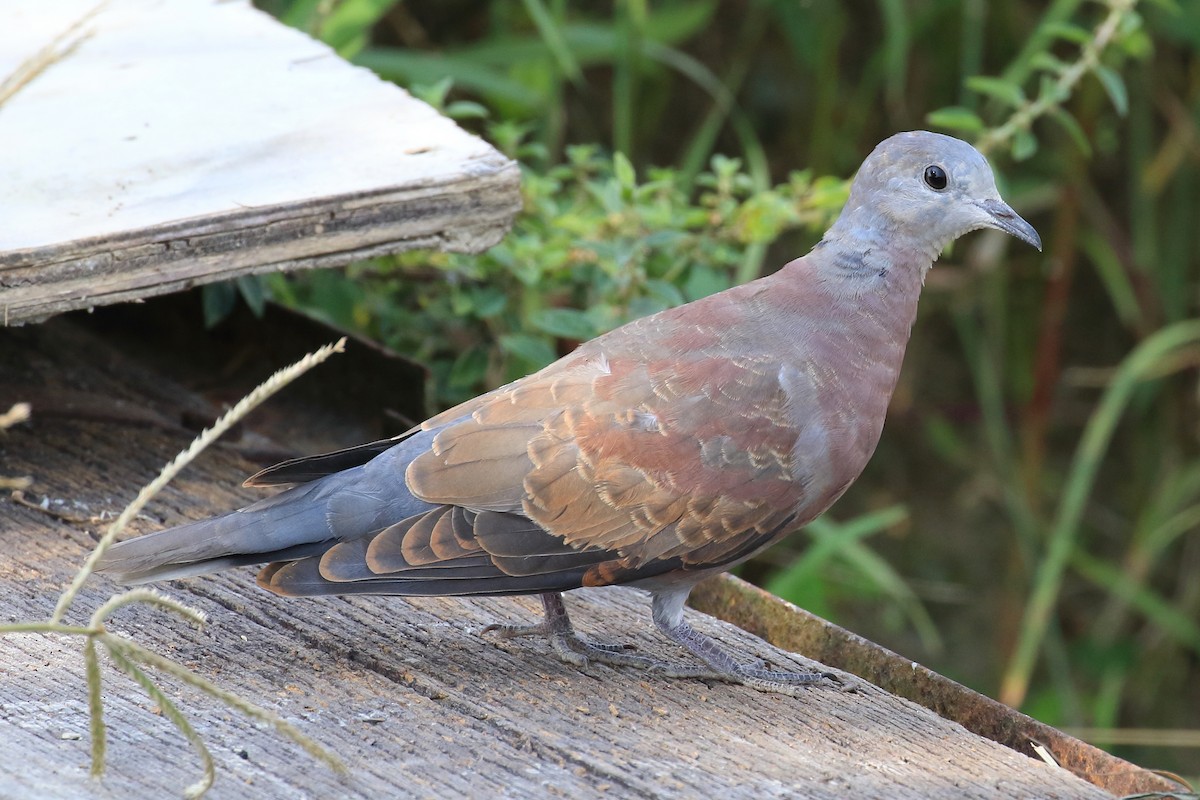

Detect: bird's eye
923,165,948,191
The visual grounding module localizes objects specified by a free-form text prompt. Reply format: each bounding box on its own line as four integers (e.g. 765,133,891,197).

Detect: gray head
829,131,1041,258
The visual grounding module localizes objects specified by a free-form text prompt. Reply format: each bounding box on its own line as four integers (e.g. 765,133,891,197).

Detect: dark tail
97,439,438,584
97,479,339,583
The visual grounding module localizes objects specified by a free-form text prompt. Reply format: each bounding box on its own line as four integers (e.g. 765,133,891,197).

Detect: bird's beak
977,199,1042,251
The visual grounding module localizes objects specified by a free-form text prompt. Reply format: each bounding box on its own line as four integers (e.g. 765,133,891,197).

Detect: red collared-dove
99,131,1041,693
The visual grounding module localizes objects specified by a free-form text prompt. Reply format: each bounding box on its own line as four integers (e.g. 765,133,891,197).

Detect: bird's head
832,130,1041,259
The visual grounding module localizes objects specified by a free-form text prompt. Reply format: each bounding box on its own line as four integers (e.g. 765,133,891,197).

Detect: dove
98,131,1040,693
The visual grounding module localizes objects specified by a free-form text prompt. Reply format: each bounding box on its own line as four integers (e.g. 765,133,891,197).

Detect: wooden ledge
0,297,1173,798
690,576,1183,797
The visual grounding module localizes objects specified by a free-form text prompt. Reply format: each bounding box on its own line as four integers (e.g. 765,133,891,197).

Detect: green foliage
764,506,946,653
929,0,1151,160
200,275,266,327
276,141,845,405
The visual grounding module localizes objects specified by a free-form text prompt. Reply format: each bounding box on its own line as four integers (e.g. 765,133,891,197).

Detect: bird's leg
485,591,838,691
483,592,655,669
650,589,837,695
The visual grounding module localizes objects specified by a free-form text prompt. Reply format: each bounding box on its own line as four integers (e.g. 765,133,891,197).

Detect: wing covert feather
404,340,818,572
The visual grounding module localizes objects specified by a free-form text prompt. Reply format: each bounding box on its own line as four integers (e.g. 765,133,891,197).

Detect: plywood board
0,0,520,325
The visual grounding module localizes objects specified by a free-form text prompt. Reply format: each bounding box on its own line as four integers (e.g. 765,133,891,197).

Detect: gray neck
814,204,940,283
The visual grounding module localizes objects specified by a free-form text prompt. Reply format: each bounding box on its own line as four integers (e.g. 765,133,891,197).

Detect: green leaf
642,230,689,250
1118,9,1144,36
613,152,637,191
235,276,266,317
683,264,730,301
445,100,489,120
1093,65,1129,116
448,346,488,390
1079,230,1142,329
1029,52,1069,75
1049,108,1092,156
319,0,398,58
1072,549,1200,654
468,286,508,318
922,414,970,464
628,296,668,319
395,5,713,76
1035,74,1068,106
410,77,453,110
356,48,544,113
735,193,796,244
642,279,685,309
925,106,985,135
521,0,584,85
1043,21,1092,45
280,0,324,30
1012,129,1038,161
450,289,474,317
640,0,716,43
766,507,907,602
965,75,1026,108
530,307,597,340
201,282,237,328
1119,27,1153,59
500,333,557,369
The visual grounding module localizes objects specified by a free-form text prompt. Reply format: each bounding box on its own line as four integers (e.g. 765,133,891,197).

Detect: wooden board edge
689,573,1187,797
1,159,521,326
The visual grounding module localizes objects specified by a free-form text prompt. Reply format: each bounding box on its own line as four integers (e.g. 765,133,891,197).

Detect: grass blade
1001,319,1200,706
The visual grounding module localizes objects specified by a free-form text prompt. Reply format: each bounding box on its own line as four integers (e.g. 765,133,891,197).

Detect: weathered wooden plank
690,577,1185,797
0,0,521,325
0,307,1122,799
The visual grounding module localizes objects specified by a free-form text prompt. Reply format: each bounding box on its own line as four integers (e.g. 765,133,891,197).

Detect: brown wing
405,347,809,574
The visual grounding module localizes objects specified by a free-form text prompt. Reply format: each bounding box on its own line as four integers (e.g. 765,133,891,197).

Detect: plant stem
50,338,347,624
977,0,1137,156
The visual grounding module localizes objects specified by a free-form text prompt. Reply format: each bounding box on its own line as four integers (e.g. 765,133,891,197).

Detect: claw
481,621,551,640
484,593,656,671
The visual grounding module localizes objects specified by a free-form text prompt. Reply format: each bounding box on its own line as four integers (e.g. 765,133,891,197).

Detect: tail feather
98,434,439,583
98,478,336,582
97,431,446,582
115,542,335,585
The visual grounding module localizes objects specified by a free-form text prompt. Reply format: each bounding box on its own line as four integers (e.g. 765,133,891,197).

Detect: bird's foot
482,592,655,671
482,619,647,663
724,665,842,696
652,592,843,695
480,619,554,639
547,630,656,670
